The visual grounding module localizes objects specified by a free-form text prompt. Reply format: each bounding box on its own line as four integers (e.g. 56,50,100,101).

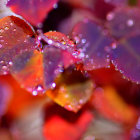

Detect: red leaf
0,16,36,75
7,0,58,25
43,104,93,140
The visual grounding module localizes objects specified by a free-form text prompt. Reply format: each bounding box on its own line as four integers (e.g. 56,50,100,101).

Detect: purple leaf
104,0,128,6
111,33,140,83
10,47,64,95
72,19,114,70
43,46,63,89
106,7,140,39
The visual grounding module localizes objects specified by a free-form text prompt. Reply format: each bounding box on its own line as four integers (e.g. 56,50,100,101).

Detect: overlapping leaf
7,0,58,25
111,34,140,83
0,16,36,75
104,0,128,6
9,29,77,94
43,104,93,140
106,7,140,39
91,86,137,125
47,68,94,112
106,7,140,83
0,82,11,117
72,19,114,70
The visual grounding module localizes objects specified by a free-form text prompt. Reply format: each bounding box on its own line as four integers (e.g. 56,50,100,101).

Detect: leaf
111,33,140,83
46,68,94,112
106,7,140,39
0,82,12,117
106,7,140,83
10,50,45,94
7,0,58,25
44,31,78,68
91,86,138,125
61,0,95,9
43,104,93,140
10,32,77,94
43,47,64,89
130,117,140,140
10,47,64,95
72,19,114,70
82,115,128,140
93,0,115,20
104,0,128,6
0,16,36,75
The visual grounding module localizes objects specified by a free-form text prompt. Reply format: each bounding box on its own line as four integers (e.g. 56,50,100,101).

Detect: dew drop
51,82,56,89
127,19,134,27
0,29,4,33
53,3,58,9
107,12,114,21
79,99,84,104
10,23,13,26
0,44,2,48
73,36,80,44
5,26,9,30
8,61,13,66
32,90,38,96
78,52,85,58
2,65,8,70
0,40,4,43
0,61,4,64
81,38,86,44
64,104,73,111
111,42,117,49
48,39,53,45
32,85,44,96
13,28,16,32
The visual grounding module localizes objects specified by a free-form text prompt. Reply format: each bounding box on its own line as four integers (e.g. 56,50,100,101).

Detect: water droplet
0,40,4,43
79,99,84,104
0,60,4,64
74,36,80,44
78,52,85,58
2,65,7,70
51,82,56,89
5,26,9,30
127,19,134,27
32,85,44,96
64,104,73,111
8,61,13,66
111,42,117,49
107,12,114,21
0,44,2,48
32,90,38,96
81,38,86,44
10,23,13,26
48,39,53,45
53,3,58,9
13,28,16,32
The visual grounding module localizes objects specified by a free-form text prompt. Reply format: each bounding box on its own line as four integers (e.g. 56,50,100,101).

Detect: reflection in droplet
0,44,2,48
32,85,45,96
5,26,9,30
106,12,114,21
127,19,134,27
0,29,4,33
